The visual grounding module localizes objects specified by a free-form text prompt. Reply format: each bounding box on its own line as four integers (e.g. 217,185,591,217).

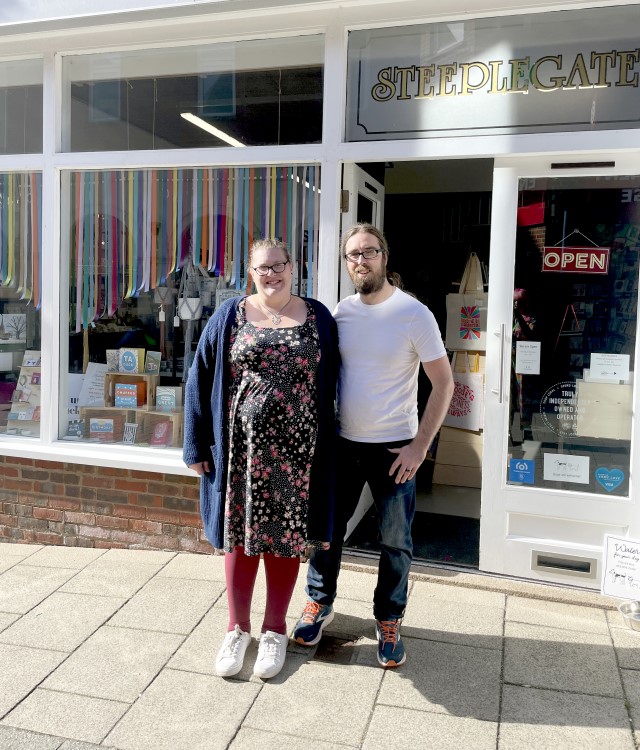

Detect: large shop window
62,164,321,449
0,59,42,154
61,36,323,151
0,173,43,438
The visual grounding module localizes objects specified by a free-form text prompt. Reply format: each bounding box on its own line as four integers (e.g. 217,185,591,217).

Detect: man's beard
350,264,386,295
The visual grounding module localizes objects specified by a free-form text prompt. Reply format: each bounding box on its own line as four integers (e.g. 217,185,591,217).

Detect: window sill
0,436,194,476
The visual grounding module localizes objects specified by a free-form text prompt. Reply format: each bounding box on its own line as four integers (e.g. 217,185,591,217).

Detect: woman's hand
189,461,210,476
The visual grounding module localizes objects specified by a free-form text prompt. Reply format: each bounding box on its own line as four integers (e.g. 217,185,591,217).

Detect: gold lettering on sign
437,63,458,96
369,47,640,102
459,61,490,95
617,50,640,86
395,66,416,100
590,51,616,87
372,67,396,101
565,54,592,89
531,56,563,91
509,57,530,93
488,60,508,94
416,65,436,98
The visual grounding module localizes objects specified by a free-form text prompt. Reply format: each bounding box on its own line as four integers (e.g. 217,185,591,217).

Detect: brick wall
0,455,213,554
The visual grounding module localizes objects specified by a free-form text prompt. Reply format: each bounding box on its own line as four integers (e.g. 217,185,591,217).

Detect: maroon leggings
225,546,301,635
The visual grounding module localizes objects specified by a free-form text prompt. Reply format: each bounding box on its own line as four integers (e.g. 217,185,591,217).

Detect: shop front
0,0,639,589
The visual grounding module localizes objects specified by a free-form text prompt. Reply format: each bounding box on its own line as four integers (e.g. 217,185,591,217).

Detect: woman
183,238,339,680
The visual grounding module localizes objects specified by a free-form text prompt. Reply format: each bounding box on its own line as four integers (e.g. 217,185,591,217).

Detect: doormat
345,510,480,568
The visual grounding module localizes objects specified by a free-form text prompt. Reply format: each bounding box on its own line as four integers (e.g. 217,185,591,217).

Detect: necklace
257,295,293,326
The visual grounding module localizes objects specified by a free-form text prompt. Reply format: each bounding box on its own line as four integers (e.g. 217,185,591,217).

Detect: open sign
542,246,610,274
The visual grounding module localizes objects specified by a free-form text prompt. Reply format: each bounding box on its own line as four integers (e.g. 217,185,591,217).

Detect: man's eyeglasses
344,247,384,262
252,261,290,276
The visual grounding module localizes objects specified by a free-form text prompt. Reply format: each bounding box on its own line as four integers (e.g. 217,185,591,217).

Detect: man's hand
388,441,428,484
189,461,210,476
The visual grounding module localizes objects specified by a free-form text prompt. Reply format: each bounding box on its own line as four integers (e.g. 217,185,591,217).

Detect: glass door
481,155,640,588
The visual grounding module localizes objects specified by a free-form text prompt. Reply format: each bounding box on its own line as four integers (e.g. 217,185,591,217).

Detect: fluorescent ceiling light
180,112,246,148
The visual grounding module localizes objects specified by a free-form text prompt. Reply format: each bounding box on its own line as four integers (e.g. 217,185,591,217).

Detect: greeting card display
118,348,145,374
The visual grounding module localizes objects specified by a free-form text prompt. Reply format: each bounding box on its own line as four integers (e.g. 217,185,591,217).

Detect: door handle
491,323,506,403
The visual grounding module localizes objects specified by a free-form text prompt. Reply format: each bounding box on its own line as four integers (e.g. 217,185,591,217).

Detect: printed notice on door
543,453,589,484
590,353,630,382
602,534,640,599
515,341,541,374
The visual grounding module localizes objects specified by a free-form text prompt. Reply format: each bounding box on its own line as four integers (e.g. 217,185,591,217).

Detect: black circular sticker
539,381,581,438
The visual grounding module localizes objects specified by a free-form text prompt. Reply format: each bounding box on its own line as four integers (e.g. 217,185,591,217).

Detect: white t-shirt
334,287,447,443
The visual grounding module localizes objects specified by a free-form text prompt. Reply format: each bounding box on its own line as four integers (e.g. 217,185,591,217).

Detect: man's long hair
340,222,404,289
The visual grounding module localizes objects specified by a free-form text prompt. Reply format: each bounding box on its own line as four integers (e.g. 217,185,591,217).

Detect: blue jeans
306,436,416,621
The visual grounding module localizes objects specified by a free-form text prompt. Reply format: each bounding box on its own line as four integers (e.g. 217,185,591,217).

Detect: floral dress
223,299,326,557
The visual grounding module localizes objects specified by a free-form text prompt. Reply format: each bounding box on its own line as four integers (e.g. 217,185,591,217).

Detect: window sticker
509,458,535,484
595,467,625,493
543,453,589,484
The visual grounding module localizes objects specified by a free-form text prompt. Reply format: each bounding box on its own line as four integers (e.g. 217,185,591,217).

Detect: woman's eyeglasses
252,261,290,276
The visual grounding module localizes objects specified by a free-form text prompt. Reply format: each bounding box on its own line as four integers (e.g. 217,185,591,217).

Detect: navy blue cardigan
183,296,339,550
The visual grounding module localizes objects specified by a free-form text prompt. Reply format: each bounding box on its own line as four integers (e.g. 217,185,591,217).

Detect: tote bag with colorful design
445,252,488,351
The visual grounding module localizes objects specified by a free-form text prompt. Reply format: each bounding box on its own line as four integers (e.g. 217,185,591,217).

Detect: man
293,222,454,667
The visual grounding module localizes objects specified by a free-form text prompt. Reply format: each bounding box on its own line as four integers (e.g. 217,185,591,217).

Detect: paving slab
363,705,498,750
0,543,43,558
0,557,22,575
229,727,348,750
506,596,609,634
97,548,176,565
409,580,507,608
607,610,640,669
25,547,105,569
42,626,184,702
376,637,501,721
105,668,261,750
59,559,164,599
323,597,376,641
402,584,504,648
156,552,226,581
167,606,232,677
1,689,128,745
0,726,63,750
0,612,19,633
331,566,378,604
620,669,640,728
499,684,634,750
245,660,383,746
0,566,77,615
0,644,67,718
0,593,126,652
58,743,103,750
108,577,224,634
504,621,622,697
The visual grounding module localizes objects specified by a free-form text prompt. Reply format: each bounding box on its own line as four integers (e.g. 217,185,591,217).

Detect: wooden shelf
104,373,159,410
79,405,183,448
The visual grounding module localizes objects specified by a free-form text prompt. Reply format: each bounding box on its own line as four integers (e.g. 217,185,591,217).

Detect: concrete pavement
0,541,638,750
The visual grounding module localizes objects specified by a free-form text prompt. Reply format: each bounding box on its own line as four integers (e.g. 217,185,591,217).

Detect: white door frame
340,161,386,541
480,151,640,587
339,163,385,301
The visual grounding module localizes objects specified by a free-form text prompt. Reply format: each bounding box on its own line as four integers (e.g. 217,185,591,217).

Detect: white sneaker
215,625,251,677
253,631,288,679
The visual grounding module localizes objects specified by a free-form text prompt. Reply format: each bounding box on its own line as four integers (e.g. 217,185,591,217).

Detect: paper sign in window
543,453,589,484
515,341,541,375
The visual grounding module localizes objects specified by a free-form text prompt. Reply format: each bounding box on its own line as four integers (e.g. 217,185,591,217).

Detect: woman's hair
339,222,404,288
249,237,291,265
